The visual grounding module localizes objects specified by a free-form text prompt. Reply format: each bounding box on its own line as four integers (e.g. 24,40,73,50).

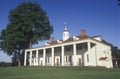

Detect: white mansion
24,27,113,68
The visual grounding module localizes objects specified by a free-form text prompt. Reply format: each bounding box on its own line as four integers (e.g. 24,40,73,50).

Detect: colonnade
24,42,91,66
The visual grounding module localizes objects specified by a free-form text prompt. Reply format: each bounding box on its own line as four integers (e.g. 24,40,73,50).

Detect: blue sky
0,0,120,62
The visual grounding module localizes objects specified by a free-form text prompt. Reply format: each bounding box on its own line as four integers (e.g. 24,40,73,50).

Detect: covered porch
24,40,96,66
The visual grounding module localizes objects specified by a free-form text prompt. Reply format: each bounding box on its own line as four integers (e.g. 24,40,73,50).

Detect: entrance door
41,60,43,66
57,58,59,66
78,58,81,66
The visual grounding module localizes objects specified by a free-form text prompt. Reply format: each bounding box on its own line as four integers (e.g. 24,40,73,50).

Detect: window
77,45,82,50
69,56,72,62
65,56,72,62
85,45,87,49
87,54,89,62
65,46,71,51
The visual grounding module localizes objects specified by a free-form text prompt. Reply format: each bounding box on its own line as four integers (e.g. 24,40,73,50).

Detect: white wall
96,43,113,68
26,38,113,68
84,46,97,66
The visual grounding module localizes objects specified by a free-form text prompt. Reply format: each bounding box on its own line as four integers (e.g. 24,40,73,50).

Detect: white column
51,47,54,66
24,51,27,66
73,44,77,66
87,42,91,50
30,50,32,66
61,46,64,66
43,49,46,66
36,49,38,65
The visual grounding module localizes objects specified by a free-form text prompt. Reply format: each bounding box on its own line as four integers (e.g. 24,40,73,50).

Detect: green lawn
0,66,119,79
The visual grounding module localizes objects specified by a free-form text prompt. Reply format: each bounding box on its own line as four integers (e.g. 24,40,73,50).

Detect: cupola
62,22,70,41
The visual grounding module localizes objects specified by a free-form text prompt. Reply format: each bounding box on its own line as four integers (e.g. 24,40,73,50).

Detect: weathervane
64,22,67,30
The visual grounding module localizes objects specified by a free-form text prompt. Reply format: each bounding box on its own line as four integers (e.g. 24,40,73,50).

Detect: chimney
50,37,55,42
81,29,86,36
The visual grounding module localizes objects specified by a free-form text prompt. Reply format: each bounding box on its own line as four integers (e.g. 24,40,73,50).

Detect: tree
118,0,120,5
0,2,53,66
0,62,11,67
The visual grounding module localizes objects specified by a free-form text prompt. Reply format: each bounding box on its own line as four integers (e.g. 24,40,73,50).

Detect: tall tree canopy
0,2,53,66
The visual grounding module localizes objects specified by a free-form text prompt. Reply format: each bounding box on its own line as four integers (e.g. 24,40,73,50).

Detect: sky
0,0,120,62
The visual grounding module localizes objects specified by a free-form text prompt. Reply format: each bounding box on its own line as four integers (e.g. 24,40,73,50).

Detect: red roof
48,35,90,45
99,57,108,60
48,41,57,45
63,37,73,43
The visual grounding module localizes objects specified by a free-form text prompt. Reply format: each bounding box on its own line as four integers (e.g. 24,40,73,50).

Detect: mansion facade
24,28,113,68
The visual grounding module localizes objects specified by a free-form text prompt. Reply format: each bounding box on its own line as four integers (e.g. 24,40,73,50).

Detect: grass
0,66,120,79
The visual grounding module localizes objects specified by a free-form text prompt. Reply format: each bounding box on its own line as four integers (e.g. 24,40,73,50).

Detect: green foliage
8,2,53,47
0,2,53,66
0,67,120,79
